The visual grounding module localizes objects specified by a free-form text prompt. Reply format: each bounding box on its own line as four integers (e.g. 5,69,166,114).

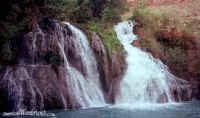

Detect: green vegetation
101,29,123,57
132,7,167,32
87,21,101,33
0,0,127,65
135,0,146,9
87,20,124,58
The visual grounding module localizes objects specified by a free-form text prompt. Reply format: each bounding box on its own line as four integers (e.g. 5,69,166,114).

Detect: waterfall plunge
58,22,106,108
114,21,191,104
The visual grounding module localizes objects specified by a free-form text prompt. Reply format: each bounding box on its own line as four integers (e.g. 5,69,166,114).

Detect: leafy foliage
101,29,124,57
87,21,101,32
0,0,127,65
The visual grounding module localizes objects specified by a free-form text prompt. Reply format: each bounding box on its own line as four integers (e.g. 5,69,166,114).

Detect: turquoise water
2,101,200,118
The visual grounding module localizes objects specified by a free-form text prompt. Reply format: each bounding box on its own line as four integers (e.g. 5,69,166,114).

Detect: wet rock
90,32,110,101
90,32,126,103
191,79,200,100
0,19,119,112
64,32,86,76
12,19,68,65
0,19,83,112
0,65,80,112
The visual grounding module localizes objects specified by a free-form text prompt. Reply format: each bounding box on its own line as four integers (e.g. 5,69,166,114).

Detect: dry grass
123,0,200,38
122,0,200,80
148,0,200,38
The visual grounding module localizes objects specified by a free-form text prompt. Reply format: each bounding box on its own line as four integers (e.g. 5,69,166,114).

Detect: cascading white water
114,21,190,104
58,22,106,108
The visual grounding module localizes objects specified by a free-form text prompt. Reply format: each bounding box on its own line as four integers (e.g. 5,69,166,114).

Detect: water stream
58,22,106,108
114,21,191,104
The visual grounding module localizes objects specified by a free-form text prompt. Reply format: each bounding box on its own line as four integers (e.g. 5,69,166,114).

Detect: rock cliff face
0,19,80,112
90,32,126,103
0,65,72,112
0,19,126,112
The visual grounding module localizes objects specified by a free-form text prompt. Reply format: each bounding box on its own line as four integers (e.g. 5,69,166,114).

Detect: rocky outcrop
0,19,81,112
0,65,80,112
90,32,126,103
0,19,126,112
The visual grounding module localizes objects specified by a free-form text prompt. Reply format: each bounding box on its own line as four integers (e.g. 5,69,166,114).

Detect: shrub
87,21,100,32
73,5,93,23
132,8,167,29
101,29,123,57
166,47,185,67
0,0,128,65
135,0,146,9
101,3,121,23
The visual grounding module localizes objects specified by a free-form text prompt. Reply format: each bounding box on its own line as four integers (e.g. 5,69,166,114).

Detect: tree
93,0,104,17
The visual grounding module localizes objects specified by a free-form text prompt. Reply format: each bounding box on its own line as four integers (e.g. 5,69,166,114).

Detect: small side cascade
57,22,106,108
114,21,191,104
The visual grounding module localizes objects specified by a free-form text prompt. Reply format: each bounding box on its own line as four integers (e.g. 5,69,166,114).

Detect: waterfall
58,22,106,108
114,21,191,104
1,20,193,112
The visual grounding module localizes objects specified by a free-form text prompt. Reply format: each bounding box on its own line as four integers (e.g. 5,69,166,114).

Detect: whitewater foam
114,21,191,104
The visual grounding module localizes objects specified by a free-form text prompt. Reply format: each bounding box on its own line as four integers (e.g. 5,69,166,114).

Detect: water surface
2,101,199,118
